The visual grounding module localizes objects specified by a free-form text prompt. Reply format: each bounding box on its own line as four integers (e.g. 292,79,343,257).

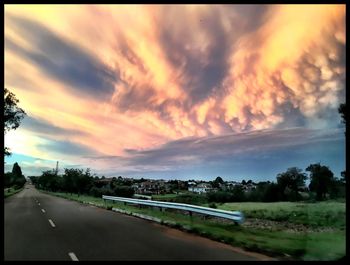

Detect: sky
4,4,346,182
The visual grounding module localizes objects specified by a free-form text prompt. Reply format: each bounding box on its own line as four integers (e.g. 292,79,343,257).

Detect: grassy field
40,190,346,261
152,193,180,200
4,187,24,198
206,201,346,229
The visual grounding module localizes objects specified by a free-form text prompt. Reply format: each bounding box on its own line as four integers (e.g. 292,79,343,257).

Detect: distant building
188,183,213,194
96,178,113,184
187,181,197,186
225,181,241,190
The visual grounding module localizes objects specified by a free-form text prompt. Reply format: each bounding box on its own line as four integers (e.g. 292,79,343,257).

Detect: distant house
188,181,197,186
97,177,113,185
188,183,213,194
226,181,241,190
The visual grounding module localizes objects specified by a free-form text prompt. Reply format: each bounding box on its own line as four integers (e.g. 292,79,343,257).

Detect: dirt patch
242,218,339,233
200,215,340,233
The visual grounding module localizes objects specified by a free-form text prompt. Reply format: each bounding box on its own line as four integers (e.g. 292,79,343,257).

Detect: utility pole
55,161,59,176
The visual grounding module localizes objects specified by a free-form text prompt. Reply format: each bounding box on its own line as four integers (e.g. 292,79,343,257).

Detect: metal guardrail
102,195,245,224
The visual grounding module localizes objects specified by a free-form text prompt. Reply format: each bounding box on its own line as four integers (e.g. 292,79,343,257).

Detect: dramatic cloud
5,14,117,100
21,116,88,137
4,5,345,179
81,127,344,179
37,139,100,157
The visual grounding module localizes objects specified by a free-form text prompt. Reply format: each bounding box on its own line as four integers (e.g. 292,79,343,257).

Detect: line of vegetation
4,87,26,157
4,186,24,198
29,168,135,199
28,163,346,205
4,162,27,198
207,201,346,229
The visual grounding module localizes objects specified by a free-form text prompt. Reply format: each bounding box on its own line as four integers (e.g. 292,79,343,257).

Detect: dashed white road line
38,203,41,206
41,209,46,213
48,219,56,228
68,252,79,261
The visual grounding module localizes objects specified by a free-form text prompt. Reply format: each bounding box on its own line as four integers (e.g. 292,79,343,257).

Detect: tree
4,172,13,188
306,163,335,200
12,162,23,178
11,162,26,188
4,88,26,156
248,181,282,202
338,103,346,125
212,176,224,189
5,147,11,157
61,168,93,196
340,171,346,184
37,170,62,191
77,168,93,195
276,167,307,201
231,185,245,202
63,168,84,195
262,183,281,202
29,176,39,186
338,103,347,182
338,102,346,139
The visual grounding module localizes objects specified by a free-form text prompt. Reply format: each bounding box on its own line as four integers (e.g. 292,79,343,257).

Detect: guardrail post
189,211,193,225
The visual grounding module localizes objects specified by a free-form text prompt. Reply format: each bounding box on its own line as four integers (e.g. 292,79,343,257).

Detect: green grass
4,187,24,198
40,190,108,206
40,190,346,261
151,193,180,200
211,201,346,229
152,192,208,205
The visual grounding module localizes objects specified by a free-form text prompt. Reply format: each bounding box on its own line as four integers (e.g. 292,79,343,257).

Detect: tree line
29,168,135,198
207,164,346,203
28,162,346,203
4,162,26,189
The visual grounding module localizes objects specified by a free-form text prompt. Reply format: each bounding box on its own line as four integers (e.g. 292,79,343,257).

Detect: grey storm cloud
112,5,272,117
93,127,344,169
157,5,270,105
5,14,118,100
158,26,229,105
37,139,100,157
21,116,88,137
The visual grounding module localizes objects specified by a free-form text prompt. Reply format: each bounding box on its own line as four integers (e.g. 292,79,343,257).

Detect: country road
4,184,272,261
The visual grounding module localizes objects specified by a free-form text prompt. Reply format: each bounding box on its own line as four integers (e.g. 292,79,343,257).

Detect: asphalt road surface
5,184,273,261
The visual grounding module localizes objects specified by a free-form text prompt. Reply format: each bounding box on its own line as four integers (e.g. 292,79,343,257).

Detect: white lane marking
68,252,79,261
41,209,46,213
38,203,40,206
48,219,56,228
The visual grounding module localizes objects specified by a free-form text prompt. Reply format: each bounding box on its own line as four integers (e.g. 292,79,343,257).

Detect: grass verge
39,190,345,261
4,187,24,198
212,202,346,229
